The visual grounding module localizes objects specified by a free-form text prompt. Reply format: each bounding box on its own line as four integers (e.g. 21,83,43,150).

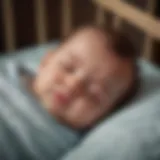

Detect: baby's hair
66,24,137,62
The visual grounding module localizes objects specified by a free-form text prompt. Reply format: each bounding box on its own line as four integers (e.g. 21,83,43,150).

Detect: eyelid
59,60,75,72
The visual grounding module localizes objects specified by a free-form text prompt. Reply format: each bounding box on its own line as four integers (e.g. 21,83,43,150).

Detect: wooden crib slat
96,6,105,26
113,15,121,30
113,0,121,30
147,0,156,13
143,0,156,60
62,0,72,37
2,0,15,52
143,36,153,60
34,0,47,44
93,0,160,40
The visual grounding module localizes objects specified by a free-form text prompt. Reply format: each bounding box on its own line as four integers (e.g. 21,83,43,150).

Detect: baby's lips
54,92,70,105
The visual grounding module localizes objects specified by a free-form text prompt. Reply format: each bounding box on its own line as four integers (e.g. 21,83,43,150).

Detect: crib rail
94,0,159,59
1,0,160,62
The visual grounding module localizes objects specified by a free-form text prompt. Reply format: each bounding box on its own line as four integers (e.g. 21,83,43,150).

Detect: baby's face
34,30,133,129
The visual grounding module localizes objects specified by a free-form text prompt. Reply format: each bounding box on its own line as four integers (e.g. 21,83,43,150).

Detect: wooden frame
34,0,47,44
62,0,72,38
93,0,159,59
94,0,160,39
2,0,15,52
1,0,159,61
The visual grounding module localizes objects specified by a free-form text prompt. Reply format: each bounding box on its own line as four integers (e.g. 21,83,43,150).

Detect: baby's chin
54,114,91,130
41,97,97,130
42,99,66,117
59,111,96,130
42,103,89,129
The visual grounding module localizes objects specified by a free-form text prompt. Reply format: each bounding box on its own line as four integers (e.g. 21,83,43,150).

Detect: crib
0,0,160,65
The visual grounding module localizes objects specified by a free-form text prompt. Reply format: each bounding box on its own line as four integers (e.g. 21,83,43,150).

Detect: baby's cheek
69,98,96,119
69,98,86,114
52,71,64,85
109,84,124,104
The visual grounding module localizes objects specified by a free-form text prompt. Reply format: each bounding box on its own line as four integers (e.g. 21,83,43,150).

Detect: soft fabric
0,42,56,74
60,89,160,160
0,61,82,160
59,60,160,160
136,60,160,101
0,43,160,160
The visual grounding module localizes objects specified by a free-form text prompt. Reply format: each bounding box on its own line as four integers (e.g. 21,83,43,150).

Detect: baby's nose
66,76,85,95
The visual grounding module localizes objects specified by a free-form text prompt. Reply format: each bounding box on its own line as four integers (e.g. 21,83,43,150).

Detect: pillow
138,59,160,76
135,59,160,101
60,89,160,160
1,44,160,160
59,60,160,160
0,41,59,75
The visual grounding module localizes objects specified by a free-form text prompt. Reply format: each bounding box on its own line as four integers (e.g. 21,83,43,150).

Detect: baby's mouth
53,92,70,105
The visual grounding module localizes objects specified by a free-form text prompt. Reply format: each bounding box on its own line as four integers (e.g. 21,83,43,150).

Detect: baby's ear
39,50,54,70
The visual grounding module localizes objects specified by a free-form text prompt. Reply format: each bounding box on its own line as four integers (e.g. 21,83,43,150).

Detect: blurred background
0,0,160,66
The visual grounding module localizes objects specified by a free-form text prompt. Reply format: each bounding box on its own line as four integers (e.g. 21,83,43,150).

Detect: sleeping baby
33,25,137,129
0,25,137,160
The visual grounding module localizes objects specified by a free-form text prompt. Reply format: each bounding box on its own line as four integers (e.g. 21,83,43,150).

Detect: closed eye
64,65,74,73
60,61,75,73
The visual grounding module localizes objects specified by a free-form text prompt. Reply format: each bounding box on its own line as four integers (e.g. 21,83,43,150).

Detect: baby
32,25,137,130
0,25,137,160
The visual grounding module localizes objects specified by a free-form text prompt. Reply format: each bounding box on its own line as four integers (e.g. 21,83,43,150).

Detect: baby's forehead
60,29,109,58
57,27,125,74
59,29,119,63
69,28,107,45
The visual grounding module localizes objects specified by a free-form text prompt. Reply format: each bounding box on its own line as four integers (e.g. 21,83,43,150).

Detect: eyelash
59,61,103,104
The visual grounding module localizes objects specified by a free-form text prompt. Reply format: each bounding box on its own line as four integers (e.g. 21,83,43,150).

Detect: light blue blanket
0,43,160,160
0,59,81,160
